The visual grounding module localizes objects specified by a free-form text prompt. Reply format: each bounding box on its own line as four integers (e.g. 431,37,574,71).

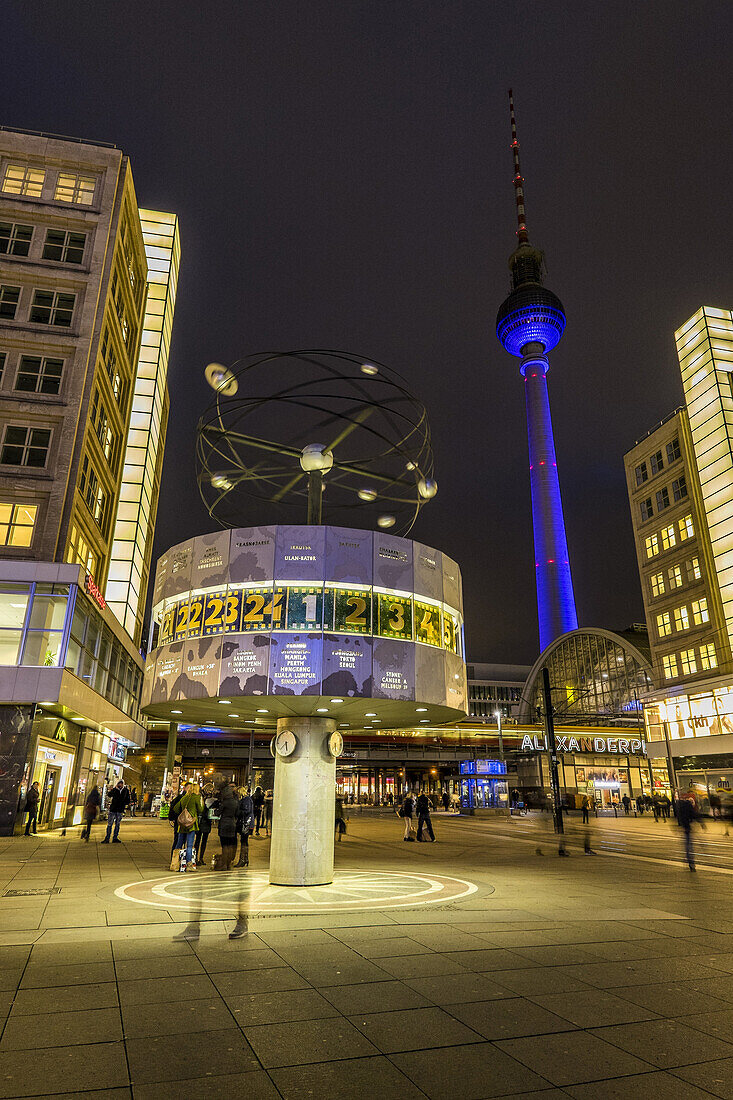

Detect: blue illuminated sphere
496,285,566,358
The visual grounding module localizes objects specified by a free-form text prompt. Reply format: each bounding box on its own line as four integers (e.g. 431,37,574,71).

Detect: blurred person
81,782,101,841
169,782,190,858
195,786,213,865
398,792,415,841
235,786,254,867
622,794,631,815
442,790,450,813
129,787,138,817
263,789,273,837
676,792,702,871
101,781,130,844
416,791,436,842
216,779,240,870
23,781,40,836
252,785,265,835
335,792,347,841
661,793,671,820
581,793,591,825
175,782,203,872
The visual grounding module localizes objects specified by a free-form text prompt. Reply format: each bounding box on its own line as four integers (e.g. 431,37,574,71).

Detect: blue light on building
460,758,508,811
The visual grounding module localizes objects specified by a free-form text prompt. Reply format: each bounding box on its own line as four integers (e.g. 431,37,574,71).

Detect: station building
0,128,180,833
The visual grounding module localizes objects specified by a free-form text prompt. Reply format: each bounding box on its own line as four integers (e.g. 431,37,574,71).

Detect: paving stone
0,1040,129,1097
114,953,205,981
561,957,725,988
243,1016,378,1068
530,988,661,1027
495,1031,654,1086
621,978,733,1014
348,1005,482,1052
319,979,431,1014
590,1018,733,1068
118,973,219,1005
0,947,30,970
15,1091,130,1100
370,952,468,979
290,959,392,985
125,1027,259,1082
212,966,310,998
566,1071,720,1099
351,936,431,958
111,937,196,961
448,996,577,1040
29,941,112,965
271,1055,426,1099
132,1072,279,1100
0,1006,122,1049
405,971,514,1005
227,987,338,1025
492,967,592,996
10,981,119,1016
673,1058,733,1098
121,996,236,1038
393,1042,552,1099
19,960,115,989
0,970,23,993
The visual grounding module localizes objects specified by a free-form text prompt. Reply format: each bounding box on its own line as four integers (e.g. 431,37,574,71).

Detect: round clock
328,731,344,758
275,729,297,757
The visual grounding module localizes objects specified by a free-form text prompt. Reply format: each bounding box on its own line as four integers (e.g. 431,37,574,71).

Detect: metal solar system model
142,351,467,887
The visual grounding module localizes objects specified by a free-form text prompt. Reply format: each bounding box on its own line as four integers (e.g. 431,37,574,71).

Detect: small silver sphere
358,487,377,502
204,362,239,396
360,363,379,376
417,477,438,500
211,472,234,491
300,443,334,473
377,514,396,528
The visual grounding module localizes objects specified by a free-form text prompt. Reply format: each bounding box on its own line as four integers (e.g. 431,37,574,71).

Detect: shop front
459,759,508,811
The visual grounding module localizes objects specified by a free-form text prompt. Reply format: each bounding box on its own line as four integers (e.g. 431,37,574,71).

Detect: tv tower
496,90,578,650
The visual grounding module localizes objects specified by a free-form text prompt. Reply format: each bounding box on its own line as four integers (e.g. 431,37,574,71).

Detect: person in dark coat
415,792,436,842
252,785,265,835
24,781,40,835
263,790,273,837
81,783,102,841
216,781,240,870
235,787,254,867
677,795,701,871
101,781,130,843
335,794,347,841
169,783,190,856
195,791,213,865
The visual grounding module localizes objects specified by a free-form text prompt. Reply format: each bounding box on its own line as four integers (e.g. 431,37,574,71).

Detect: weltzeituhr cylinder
269,715,336,886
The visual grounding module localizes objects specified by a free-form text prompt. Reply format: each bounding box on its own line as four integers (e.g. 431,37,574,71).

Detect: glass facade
645,687,733,743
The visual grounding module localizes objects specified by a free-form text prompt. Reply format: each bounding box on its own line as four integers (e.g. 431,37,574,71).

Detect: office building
0,128,178,832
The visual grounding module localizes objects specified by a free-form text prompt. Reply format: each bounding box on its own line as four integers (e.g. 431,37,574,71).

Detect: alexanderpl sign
520,733,646,756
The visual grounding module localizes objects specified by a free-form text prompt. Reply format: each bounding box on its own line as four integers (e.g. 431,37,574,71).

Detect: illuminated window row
656,598,709,640
662,642,717,682
1,162,96,205
156,584,463,656
644,514,695,558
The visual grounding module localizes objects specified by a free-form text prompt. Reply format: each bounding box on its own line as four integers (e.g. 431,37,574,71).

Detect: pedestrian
661,793,671,820
441,789,450,813
81,782,102,841
174,782,203,872
416,791,436,842
235,786,254,867
169,783,189,857
581,793,591,825
263,789,273,837
23,781,40,835
195,786,213,865
710,792,722,820
398,792,415,841
129,787,138,817
622,794,631,815
216,779,240,870
101,781,130,844
676,793,702,871
252,785,265,835
335,792,347,841
636,795,644,815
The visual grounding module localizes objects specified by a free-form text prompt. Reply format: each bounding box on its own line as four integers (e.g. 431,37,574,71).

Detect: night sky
4,2,731,664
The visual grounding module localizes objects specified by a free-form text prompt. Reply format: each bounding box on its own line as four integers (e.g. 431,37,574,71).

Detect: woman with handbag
174,782,203,872
235,786,254,867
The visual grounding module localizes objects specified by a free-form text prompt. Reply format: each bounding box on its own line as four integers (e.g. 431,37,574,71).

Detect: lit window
54,172,96,205
0,222,32,257
0,285,20,320
78,455,108,532
672,476,688,502
666,438,681,463
0,426,51,467
656,487,670,511
657,611,672,638
692,598,709,625
0,503,37,547
640,498,653,521
687,557,701,582
679,514,694,541
700,643,717,671
42,229,86,264
662,653,678,680
65,524,96,574
661,524,677,550
674,606,690,631
1,163,44,198
651,450,664,475
680,648,697,676
650,572,665,597
635,462,648,486
668,565,682,589
15,356,63,395
29,289,75,327
645,534,660,558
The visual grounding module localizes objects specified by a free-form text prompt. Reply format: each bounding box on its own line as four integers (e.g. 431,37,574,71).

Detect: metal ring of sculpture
196,349,436,536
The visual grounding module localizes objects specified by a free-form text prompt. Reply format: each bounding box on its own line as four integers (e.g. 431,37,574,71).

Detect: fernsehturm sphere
496,91,578,651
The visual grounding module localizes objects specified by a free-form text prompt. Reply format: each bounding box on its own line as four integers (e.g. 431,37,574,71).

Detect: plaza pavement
1,810,733,1098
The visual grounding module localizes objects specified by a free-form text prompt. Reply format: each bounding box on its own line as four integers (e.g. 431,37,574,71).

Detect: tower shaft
523,350,578,650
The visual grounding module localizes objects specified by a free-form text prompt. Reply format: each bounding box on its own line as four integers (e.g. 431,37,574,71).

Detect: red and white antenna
509,89,529,245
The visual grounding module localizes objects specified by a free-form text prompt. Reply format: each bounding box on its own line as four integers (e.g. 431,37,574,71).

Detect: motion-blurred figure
676,793,701,871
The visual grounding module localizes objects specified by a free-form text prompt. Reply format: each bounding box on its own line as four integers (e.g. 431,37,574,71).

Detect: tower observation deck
496,91,578,651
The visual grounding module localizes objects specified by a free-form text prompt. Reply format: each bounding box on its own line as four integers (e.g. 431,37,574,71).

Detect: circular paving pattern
115,868,480,914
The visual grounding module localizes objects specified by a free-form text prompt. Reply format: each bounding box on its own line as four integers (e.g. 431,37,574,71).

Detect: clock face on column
328,731,344,758
275,729,297,757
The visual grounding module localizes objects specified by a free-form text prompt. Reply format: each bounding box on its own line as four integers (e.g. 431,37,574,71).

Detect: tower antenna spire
509,88,529,245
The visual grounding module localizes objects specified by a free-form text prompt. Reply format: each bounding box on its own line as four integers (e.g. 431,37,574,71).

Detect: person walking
81,782,102,841
23,781,40,835
195,787,213,865
263,790,273,837
235,786,254,867
441,789,450,813
416,791,436,842
622,794,631,815
129,787,138,817
581,793,591,825
252,785,265,835
175,782,203,871
335,793,347,841
676,793,702,871
398,792,415,841
216,779,240,870
101,781,130,844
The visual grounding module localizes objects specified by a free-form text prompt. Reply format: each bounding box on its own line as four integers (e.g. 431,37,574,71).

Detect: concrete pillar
269,716,336,887
164,722,178,790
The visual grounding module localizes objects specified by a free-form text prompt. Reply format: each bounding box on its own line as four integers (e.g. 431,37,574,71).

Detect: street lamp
494,710,510,818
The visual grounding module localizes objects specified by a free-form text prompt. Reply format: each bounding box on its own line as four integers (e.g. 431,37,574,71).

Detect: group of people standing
397,791,442,842
168,781,272,872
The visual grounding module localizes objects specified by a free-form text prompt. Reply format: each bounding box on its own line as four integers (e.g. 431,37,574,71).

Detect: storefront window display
646,687,733,743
